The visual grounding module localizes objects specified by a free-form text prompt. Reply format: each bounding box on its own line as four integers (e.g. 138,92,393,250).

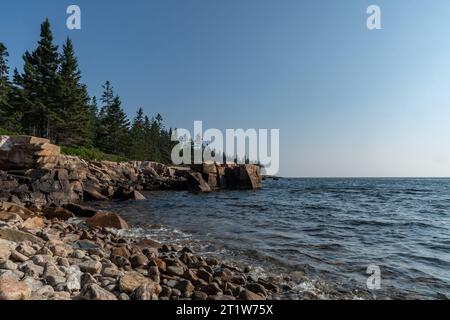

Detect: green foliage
95,82,131,156
14,18,60,139
2,19,176,164
55,38,92,147
60,146,128,162
0,42,23,134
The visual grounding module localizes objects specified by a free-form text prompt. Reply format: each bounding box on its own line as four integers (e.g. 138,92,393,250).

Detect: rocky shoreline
0,136,279,300
0,201,280,300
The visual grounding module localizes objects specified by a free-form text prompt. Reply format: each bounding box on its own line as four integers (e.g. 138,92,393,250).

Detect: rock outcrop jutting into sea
0,136,275,301
0,135,262,206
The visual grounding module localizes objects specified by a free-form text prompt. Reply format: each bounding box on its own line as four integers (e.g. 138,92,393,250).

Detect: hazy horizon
2,0,450,177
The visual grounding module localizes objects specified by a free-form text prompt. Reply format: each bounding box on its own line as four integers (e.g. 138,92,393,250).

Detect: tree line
0,19,174,163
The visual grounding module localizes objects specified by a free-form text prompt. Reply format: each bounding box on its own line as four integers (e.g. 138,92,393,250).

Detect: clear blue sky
2,0,450,177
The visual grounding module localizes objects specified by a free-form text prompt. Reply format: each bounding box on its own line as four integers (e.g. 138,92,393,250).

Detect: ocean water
92,178,450,299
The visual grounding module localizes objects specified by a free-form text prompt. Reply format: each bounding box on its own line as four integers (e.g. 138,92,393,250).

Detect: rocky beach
0,135,278,300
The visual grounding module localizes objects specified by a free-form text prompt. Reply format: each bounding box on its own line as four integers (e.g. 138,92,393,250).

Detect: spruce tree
130,108,146,160
0,43,23,134
96,81,130,156
88,96,99,142
0,43,10,111
14,19,60,139
56,38,91,146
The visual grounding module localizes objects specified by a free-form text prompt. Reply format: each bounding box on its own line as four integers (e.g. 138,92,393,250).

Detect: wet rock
86,212,129,230
154,257,166,272
43,207,74,221
214,268,233,281
166,265,184,277
183,269,199,283
174,279,195,298
62,203,97,218
118,293,130,300
160,285,172,298
201,283,223,295
120,190,146,201
192,291,208,300
186,172,212,192
246,283,268,298
239,289,265,300
83,184,109,201
171,288,181,298
130,254,148,269
209,294,236,300
197,269,213,283
81,283,117,300
147,266,160,283
0,274,32,300
258,278,279,293
111,255,130,268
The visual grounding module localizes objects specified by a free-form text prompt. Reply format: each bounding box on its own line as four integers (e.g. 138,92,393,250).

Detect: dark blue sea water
94,178,450,299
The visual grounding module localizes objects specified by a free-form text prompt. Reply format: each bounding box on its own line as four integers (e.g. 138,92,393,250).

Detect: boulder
0,228,45,245
119,271,152,293
0,240,14,263
0,274,32,300
123,190,146,201
83,184,109,201
186,172,211,192
78,261,102,275
86,211,129,230
0,202,35,220
134,282,162,300
62,203,98,218
21,217,45,231
43,206,74,221
238,289,265,300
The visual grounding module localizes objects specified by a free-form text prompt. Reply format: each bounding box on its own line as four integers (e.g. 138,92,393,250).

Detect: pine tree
95,81,114,151
0,43,9,110
96,81,130,156
88,96,99,142
14,19,60,139
0,43,22,133
130,108,146,160
56,38,92,146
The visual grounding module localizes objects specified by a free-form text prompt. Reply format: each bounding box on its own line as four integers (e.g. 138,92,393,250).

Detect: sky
1,0,450,177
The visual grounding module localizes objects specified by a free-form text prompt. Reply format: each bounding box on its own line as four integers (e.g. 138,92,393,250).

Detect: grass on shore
61,146,128,162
